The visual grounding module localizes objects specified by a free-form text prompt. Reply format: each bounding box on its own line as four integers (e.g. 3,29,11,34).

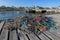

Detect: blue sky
0,0,60,7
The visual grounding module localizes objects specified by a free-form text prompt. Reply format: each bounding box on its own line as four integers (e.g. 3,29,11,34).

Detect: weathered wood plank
0,29,8,40
46,31,60,40
9,30,18,40
0,21,5,31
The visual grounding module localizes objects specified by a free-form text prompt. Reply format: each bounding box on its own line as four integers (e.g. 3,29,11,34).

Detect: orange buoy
38,26,46,32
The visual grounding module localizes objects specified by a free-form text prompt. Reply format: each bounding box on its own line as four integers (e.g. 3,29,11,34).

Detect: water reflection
0,11,27,20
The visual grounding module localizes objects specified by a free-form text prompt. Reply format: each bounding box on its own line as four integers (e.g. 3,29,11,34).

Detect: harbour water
0,11,60,25
0,11,28,20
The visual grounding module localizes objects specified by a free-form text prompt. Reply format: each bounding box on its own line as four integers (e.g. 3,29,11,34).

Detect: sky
0,0,60,7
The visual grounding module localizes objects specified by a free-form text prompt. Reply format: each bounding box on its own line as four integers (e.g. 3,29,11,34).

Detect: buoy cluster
20,15,56,35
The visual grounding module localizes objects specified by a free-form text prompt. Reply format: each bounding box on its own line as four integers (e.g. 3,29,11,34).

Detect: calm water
0,11,60,23
0,11,29,20
0,11,60,25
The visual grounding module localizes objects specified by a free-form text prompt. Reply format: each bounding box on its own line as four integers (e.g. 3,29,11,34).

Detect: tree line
0,6,25,11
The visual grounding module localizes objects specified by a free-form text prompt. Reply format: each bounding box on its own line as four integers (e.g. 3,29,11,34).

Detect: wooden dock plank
9,30,18,40
39,33,48,40
0,21,5,31
46,31,60,40
0,29,8,40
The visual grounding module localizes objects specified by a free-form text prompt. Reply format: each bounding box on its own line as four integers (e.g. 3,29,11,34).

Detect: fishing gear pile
19,16,56,35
